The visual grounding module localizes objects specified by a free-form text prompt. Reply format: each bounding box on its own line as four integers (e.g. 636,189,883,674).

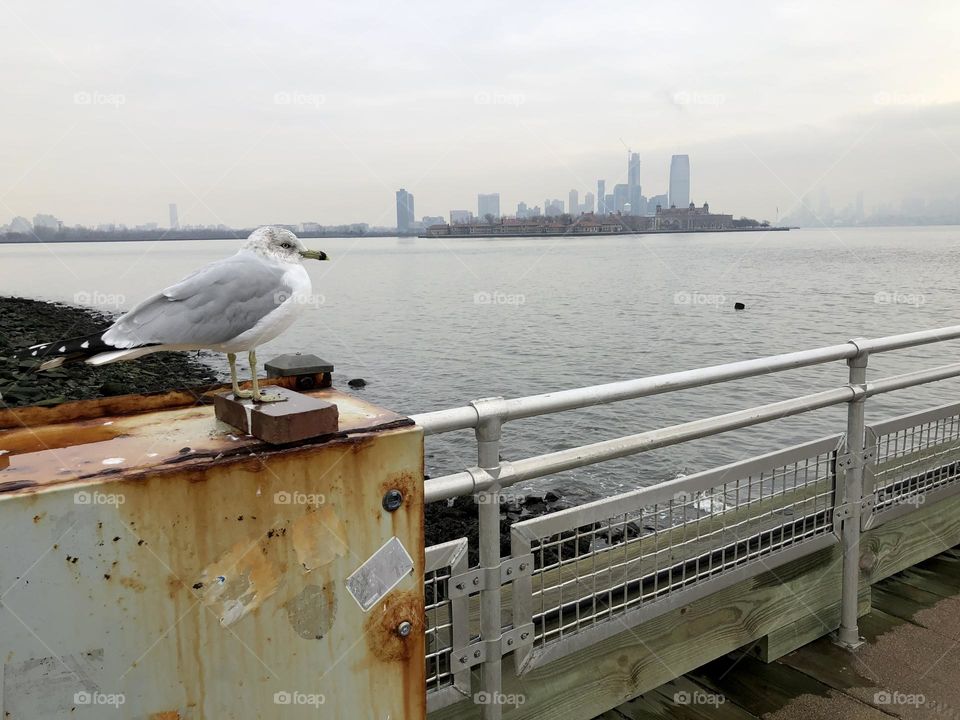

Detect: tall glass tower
669,155,690,208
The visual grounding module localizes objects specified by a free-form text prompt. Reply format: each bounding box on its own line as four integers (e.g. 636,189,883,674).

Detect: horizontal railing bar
424,386,854,502
866,362,960,397
422,357,960,503
411,324,960,435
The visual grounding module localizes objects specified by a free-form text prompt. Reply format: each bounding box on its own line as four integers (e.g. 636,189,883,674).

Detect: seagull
16,226,328,403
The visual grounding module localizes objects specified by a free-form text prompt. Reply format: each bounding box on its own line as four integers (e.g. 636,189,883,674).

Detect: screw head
382,489,403,512
396,620,412,637
506,567,513,576
472,576,480,585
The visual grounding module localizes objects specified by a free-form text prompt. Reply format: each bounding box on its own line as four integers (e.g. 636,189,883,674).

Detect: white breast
213,264,312,353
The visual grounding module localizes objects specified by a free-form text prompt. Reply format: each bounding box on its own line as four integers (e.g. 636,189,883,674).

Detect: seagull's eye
280,242,292,249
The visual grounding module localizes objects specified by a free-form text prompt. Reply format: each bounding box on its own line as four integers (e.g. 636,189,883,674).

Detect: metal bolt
396,621,412,637
472,576,479,586
459,656,468,664
473,650,481,658
507,638,514,646
382,489,403,512
506,567,513,576
520,632,529,640
519,563,528,571
455,582,464,590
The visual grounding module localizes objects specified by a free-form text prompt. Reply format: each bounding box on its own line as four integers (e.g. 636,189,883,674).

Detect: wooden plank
778,608,960,716
862,491,960,584
872,577,960,640
755,583,870,663
612,675,759,719
430,545,844,720
690,651,889,720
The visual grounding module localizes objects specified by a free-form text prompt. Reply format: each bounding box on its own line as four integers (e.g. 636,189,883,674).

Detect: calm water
2,226,960,502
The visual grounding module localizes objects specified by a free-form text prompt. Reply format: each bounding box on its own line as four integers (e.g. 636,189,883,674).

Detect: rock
347,378,367,388
544,490,563,503
99,382,131,396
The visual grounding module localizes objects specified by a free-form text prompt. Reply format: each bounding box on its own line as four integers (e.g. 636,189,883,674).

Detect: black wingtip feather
15,332,115,371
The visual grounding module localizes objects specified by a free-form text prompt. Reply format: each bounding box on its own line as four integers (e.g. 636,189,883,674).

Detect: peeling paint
291,505,348,572
284,583,338,640
196,538,284,626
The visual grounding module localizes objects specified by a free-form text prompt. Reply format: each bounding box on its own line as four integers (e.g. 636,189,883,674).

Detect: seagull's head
243,226,328,264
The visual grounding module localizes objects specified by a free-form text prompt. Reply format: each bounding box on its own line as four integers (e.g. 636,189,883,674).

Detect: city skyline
0,2,957,229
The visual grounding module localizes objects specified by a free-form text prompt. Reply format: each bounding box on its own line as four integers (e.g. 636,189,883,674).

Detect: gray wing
102,253,292,348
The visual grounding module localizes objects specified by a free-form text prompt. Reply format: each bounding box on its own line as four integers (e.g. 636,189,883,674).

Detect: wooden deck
605,546,960,719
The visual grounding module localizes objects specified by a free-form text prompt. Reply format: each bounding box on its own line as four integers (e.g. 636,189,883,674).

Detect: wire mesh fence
509,436,840,670
871,402,960,519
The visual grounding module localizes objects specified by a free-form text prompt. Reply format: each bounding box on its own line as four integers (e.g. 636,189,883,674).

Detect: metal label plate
346,536,414,611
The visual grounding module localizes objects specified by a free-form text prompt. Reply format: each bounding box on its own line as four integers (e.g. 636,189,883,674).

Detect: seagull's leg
229,352,253,399
249,349,285,403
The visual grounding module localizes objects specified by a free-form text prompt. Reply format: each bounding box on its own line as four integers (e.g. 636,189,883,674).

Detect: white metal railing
411,325,960,719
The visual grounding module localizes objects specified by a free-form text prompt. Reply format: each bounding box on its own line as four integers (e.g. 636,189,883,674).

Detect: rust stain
291,505,348,572
196,537,284,626
379,471,416,509
362,589,424,662
120,576,146,592
149,712,181,720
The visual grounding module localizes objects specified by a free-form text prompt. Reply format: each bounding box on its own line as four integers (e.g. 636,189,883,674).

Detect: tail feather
14,332,157,371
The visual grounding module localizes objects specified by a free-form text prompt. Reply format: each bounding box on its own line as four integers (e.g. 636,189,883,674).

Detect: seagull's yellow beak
299,249,328,261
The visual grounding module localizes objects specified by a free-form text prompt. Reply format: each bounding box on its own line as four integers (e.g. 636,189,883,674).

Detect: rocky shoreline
0,296,219,407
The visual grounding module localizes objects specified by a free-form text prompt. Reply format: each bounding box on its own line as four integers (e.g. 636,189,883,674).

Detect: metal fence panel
425,538,471,712
510,436,841,673
868,401,960,526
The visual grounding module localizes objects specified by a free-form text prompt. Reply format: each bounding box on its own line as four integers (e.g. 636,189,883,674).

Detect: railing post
472,397,506,719
837,341,868,649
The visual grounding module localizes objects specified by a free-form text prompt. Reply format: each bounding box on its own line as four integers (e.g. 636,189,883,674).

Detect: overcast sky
1,0,958,227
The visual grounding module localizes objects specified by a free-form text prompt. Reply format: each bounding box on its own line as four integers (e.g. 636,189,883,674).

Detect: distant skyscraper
604,194,614,214
169,203,179,230
649,193,668,212
613,183,629,213
478,193,500,219
668,155,690,208
569,189,579,216
627,152,642,216
597,180,606,214
396,189,415,231
583,192,595,213
517,201,528,219
450,209,472,224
